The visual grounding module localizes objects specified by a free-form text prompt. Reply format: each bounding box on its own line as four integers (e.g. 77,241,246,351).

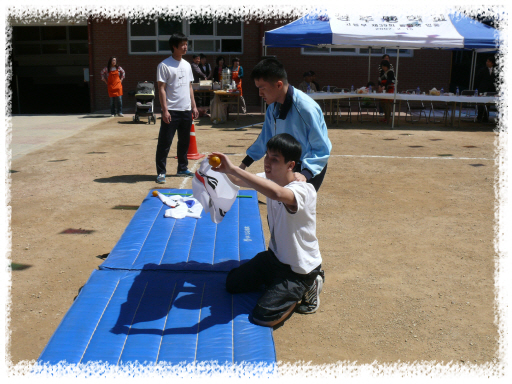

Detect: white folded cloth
153,191,203,219
164,200,203,219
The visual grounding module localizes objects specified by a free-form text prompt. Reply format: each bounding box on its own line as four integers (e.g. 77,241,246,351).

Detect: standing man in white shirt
156,32,199,183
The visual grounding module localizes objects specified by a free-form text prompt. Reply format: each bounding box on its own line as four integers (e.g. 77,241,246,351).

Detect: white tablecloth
308,92,497,104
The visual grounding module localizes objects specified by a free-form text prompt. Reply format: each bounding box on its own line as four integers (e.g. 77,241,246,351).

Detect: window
302,47,413,57
128,18,243,54
12,26,88,56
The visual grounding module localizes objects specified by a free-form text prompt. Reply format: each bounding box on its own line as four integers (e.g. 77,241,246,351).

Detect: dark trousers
293,163,328,192
477,105,489,122
155,110,192,175
110,96,122,115
226,249,321,323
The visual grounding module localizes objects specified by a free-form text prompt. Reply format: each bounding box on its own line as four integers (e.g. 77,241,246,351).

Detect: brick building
11,17,454,114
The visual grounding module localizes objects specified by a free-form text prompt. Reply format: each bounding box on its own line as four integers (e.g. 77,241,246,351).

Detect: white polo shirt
157,56,194,111
258,173,322,274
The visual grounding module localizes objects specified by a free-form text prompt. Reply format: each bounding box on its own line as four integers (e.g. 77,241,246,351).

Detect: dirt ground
6,112,500,370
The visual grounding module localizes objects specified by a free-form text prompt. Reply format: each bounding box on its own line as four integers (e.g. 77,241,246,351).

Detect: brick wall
91,19,452,112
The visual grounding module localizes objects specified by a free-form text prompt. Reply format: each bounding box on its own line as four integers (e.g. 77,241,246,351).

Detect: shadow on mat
110,264,262,336
94,174,156,183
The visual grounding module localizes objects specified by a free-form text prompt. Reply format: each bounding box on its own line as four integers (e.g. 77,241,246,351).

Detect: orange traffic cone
186,124,205,160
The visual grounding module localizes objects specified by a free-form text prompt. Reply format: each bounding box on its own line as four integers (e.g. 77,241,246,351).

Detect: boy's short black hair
192,54,200,59
199,53,207,59
232,57,240,64
266,133,302,164
380,60,390,69
169,32,188,52
487,55,496,66
251,58,288,85
303,71,312,77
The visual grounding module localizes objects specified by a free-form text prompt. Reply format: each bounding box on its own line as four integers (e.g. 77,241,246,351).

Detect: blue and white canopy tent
264,10,500,127
265,11,499,50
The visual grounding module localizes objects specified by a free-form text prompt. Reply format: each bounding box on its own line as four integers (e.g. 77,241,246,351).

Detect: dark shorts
226,249,322,323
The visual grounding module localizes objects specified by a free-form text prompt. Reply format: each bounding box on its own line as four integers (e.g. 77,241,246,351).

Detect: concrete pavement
8,113,114,161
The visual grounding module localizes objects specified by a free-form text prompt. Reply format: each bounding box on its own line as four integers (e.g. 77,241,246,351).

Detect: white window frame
301,47,413,57
128,19,243,55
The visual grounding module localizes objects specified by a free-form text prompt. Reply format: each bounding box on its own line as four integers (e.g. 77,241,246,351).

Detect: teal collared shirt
243,86,332,179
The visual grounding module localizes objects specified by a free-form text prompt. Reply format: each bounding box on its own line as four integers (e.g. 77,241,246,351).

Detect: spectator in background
298,71,317,93
310,71,320,91
377,60,395,124
191,54,207,83
377,54,394,115
213,56,228,83
378,54,394,76
100,56,125,117
231,57,247,113
200,54,213,80
475,55,497,122
199,54,213,110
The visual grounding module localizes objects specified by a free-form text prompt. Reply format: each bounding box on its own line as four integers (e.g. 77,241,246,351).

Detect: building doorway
10,24,90,114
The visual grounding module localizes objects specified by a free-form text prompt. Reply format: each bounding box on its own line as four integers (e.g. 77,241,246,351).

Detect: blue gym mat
38,270,275,365
38,189,276,368
100,189,265,272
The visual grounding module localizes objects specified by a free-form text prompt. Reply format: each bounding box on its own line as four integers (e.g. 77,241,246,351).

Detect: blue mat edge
38,269,277,366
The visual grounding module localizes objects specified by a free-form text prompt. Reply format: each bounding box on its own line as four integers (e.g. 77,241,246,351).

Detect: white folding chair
333,88,352,123
404,90,428,123
459,90,479,122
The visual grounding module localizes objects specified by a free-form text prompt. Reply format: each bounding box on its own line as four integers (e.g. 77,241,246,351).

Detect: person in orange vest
230,57,247,114
100,57,125,117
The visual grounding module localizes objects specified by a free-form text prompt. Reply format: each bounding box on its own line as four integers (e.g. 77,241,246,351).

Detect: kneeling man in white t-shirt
209,133,324,327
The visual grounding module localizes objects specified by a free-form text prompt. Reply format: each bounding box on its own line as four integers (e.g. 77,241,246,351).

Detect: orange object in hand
209,156,221,168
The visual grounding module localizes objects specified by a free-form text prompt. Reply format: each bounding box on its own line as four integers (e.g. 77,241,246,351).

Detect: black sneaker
296,270,324,314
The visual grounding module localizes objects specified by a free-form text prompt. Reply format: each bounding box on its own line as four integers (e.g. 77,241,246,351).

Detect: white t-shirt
157,56,194,111
257,173,322,274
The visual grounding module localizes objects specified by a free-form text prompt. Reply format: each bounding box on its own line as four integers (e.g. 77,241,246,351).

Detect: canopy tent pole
469,49,475,89
391,49,400,129
368,47,372,83
262,39,267,113
470,50,477,90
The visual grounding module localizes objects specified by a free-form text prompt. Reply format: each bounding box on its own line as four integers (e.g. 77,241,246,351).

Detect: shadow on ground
80,114,112,119
117,121,156,125
94,174,156,183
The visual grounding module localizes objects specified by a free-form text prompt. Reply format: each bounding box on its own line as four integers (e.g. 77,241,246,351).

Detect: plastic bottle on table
351,85,354,94
369,85,372,93
474,89,478,96
416,86,420,95
456,87,460,96
307,84,311,94
440,88,444,95
327,85,330,93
